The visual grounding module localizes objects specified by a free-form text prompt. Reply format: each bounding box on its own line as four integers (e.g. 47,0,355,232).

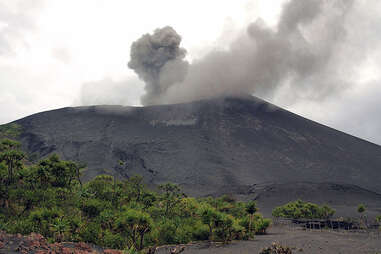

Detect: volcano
4,95,381,216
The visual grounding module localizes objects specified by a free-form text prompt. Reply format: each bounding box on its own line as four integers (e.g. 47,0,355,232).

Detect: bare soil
156,225,381,254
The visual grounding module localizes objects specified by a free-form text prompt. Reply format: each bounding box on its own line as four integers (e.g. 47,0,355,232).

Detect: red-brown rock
103,249,123,254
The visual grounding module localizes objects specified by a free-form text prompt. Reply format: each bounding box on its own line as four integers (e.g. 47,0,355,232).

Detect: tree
51,217,70,242
214,213,234,243
376,215,381,233
245,201,257,236
272,200,335,220
357,204,367,228
36,154,78,190
74,162,86,189
125,175,145,202
320,205,335,220
0,162,9,208
0,139,24,184
116,209,153,250
198,205,220,241
86,175,114,200
0,139,24,209
159,183,184,216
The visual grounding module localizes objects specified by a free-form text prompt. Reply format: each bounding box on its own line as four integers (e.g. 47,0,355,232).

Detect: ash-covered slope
9,96,381,211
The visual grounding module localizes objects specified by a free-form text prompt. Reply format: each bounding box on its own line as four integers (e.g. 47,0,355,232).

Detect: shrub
357,204,366,214
79,222,101,244
214,213,234,243
191,221,210,241
102,230,125,249
5,219,34,235
260,242,292,254
255,217,271,235
28,207,63,237
272,200,335,219
116,209,153,250
156,219,177,244
81,198,105,218
86,175,114,200
175,224,193,244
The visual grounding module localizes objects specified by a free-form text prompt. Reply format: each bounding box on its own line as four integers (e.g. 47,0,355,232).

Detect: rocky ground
0,231,121,254
155,225,381,254
1,225,380,254
163,225,381,254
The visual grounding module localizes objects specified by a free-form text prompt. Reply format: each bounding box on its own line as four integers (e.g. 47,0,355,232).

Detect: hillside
5,95,381,215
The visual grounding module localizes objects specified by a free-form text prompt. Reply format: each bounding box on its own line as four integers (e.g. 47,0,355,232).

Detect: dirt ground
1,225,380,254
156,225,381,254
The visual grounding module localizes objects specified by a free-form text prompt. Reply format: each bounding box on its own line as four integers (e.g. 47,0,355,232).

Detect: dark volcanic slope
8,96,381,207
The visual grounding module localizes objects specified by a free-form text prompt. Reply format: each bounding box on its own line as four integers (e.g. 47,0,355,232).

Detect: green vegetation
376,215,381,231
357,203,367,228
272,200,335,220
0,138,271,252
357,204,366,214
0,123,22,138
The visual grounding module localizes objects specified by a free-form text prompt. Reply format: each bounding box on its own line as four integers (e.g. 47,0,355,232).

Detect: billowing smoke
128,26,189,105
130,0,357,105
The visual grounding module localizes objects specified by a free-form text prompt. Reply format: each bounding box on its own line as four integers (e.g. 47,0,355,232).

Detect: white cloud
75,77,144,106
0,0,381,146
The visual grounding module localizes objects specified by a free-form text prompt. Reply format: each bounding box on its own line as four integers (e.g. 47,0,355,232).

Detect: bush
79,222,101,244
86,175,114,200
116,209,153,250
156,219,177,244
191,221,210,241
81,198,105,218
357,204,366,214
255,218,271,234
272,200,335,219
28,207,63,237
102,230,125,249
213,213,235,243
239,214,271,236
175,224,193,244
5,219,34,235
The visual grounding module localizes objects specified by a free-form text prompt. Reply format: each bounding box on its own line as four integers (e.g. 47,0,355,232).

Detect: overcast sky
0,0,381,145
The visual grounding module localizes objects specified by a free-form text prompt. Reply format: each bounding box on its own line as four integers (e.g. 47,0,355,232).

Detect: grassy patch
0,123,23,138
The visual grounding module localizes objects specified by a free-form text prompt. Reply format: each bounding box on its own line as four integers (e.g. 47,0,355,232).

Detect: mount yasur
3,95,381,217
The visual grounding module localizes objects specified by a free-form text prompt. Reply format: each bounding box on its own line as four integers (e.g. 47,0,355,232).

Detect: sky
0,0,381,145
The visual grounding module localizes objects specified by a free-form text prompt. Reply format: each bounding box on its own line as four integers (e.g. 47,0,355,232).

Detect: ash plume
128,26,189,105
130,0,357,106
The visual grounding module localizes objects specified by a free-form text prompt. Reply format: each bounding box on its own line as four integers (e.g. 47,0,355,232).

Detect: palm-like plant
50,217,70,242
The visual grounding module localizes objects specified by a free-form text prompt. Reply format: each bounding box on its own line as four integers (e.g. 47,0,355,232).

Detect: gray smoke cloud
128,26,189,105
130,0,358,105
